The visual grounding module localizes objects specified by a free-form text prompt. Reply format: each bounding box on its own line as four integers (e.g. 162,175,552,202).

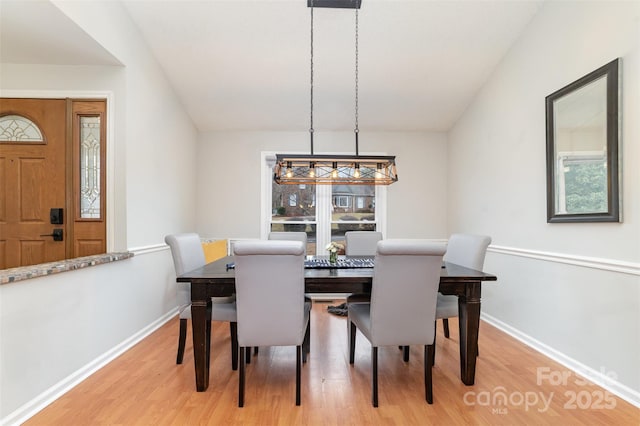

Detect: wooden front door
0,98,67,268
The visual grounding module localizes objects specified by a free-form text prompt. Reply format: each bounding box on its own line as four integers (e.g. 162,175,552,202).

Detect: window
556,152,607,214
263,153,386,255
335,196,350,208
271,178,317,254
331,185,377,247
79,116,101,218
0,114,44,142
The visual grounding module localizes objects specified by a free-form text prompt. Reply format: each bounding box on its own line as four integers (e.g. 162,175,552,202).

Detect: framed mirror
546,58,620,223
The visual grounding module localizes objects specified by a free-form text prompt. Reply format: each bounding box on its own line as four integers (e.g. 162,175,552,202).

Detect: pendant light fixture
274,0,398,185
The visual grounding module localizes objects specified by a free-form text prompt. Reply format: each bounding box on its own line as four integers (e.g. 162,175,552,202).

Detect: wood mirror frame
545,58,620,223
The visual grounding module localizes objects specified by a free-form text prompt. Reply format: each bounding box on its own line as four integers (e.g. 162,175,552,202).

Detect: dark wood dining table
178,255,497,392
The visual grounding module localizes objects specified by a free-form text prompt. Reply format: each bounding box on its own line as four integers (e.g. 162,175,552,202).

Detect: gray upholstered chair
165,233,238,369
233,240,311,407
437,234,491,338
345,231,382,256
345,231,383,305
266,231,311,356
268,231,308,249
348,239,446,407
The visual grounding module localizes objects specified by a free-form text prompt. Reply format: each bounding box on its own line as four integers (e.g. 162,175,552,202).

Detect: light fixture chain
310,1,315,154
274,1,398,186
354,7,359,134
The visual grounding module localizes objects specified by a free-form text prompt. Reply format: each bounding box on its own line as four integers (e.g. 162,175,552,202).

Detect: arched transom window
0,114,45,142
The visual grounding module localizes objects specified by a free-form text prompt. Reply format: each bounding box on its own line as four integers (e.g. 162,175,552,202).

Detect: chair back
369,240,446,346
165,233,206,311
444,234,491,270
233,240,306,347
269,231,308,254
345,231,383,256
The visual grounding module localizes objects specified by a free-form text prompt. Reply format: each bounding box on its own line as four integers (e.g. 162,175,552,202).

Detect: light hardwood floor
26,301,639,425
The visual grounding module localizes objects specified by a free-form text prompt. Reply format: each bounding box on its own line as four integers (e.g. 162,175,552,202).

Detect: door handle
40,229,64,241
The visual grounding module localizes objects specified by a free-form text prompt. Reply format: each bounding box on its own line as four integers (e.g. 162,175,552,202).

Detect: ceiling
1,0,543,132
0,0,121,66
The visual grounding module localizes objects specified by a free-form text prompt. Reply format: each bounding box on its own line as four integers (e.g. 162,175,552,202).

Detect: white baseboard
481,312,640,408
307,293,350,301
1,310,177,426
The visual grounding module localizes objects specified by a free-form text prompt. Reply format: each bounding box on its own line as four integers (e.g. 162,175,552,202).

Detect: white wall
3,0,638,422
448,1,640,402
51,0,200,248
196,130,448,240
0,251,176,423
0,1,199,422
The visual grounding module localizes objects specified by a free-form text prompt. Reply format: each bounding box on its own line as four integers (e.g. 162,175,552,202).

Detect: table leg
458,281,481,385
191,299,212,391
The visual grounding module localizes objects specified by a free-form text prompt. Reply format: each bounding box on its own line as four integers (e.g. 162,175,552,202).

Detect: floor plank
25,301,639,425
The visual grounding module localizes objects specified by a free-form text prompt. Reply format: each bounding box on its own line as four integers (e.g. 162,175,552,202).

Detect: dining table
177,255,497,392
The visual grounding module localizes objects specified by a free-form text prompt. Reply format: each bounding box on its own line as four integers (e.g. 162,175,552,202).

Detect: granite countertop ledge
0,252,134,285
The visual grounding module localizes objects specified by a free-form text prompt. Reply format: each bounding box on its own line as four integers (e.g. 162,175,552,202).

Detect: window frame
335,195,350,208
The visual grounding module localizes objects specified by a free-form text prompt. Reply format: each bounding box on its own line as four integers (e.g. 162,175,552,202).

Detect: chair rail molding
488,245,640,276
129,244,168,256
